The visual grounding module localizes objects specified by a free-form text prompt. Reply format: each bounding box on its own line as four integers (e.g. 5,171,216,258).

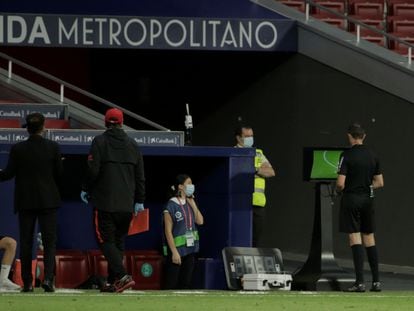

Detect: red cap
105,108,123,125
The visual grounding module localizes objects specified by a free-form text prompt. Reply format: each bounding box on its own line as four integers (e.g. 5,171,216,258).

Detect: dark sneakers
345,283,366,292
41,279,55,293
113,275,135,293
100,275,135,293
21,285,34,293
100,283,116,293
370,282,382,292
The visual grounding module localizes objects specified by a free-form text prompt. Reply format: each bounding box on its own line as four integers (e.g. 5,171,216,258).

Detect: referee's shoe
370,282,381,292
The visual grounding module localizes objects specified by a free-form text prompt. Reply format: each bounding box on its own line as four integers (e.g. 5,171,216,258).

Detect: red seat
36,252,45,285
360,34,387,46
312,12,348,29
349,0,385,17
44,119,70,129
125,250,163,290
349,15,384,29
55,250,89,288
0,119,21,128
389,33,414,51
86,249,126,278
314,0,346,15
387,16,414,33
389,2,414,17
278,0,307,12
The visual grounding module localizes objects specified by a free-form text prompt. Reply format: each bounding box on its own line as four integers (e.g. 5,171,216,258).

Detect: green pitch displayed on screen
310,150,342,180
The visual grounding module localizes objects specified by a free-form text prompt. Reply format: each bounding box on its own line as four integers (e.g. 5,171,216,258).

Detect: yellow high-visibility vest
253,149,266,207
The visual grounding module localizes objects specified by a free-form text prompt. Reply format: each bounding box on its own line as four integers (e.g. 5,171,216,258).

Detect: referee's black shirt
338,144,381,195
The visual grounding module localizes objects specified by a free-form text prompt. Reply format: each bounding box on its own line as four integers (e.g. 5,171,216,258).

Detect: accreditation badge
185,230,195,247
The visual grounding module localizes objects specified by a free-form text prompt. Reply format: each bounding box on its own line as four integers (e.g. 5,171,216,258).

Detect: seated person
0,236,21,290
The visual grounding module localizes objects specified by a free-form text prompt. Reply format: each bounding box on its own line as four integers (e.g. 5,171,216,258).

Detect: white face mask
243,136,254,148
184,184,195,197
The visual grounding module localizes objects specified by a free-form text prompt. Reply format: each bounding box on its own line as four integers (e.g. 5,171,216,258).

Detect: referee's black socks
365,245,379,283
351,244,365,284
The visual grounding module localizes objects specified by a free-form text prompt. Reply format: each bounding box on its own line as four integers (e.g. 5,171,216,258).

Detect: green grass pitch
2,290,414,311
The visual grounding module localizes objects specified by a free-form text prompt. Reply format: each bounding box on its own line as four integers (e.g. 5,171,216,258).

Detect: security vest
253,149,266,207
163,197,200,257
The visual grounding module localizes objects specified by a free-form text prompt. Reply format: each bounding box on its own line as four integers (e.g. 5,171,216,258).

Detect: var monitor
303,147,346,182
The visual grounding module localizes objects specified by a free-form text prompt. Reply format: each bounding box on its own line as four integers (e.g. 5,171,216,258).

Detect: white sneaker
0,278,21,290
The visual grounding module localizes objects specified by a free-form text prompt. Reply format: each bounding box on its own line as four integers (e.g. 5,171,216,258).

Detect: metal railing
303,0,414,65
0,51,170,131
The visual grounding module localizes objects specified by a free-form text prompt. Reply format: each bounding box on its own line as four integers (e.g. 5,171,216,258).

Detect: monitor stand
292,182,354,291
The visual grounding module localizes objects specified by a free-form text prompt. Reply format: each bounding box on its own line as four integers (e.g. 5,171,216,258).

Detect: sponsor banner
0,103,67,120
0,13,297,51
0,129,184,146
0,129,29,143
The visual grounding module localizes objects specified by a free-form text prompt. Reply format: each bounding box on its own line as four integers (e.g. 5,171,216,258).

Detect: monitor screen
303,147,346,181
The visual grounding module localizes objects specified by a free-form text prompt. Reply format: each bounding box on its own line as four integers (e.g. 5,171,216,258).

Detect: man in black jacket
0,113,63,293
81,108,145,293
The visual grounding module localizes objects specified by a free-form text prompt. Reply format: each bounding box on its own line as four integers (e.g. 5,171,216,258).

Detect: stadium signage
0,13,296,51
0,129,184,146
0,103,67,121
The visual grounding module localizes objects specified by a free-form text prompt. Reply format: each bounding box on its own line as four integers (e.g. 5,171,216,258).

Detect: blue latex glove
134,203,144,215
80,191,89,204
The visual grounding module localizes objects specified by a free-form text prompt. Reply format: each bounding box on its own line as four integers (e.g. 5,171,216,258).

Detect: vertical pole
409,47,412,65
8,60,12,79
356,25,360,43
60,84,64,103
306,2,310,21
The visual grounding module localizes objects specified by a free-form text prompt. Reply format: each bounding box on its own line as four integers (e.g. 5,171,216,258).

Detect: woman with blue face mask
163,174,204,289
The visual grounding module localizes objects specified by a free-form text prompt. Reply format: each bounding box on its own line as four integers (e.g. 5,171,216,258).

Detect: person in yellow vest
235,125,275,247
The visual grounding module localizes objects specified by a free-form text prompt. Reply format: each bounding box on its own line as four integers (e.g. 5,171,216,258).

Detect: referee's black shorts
339,193,375,234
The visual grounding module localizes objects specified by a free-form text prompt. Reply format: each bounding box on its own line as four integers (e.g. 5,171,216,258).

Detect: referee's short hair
347,123,365,139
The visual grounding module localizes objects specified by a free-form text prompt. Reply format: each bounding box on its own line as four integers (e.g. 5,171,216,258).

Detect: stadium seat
12,259,37,286
312,12,348,29
389,33,414,53
278,0,307,12
314,0,347,16
125,250,163,290
86,249,127,278
389,1,414,17
348,16,386,45
348,0,385,17
55,250,90,288
387,16,414,33
0,119,21,128
44,119,71,129
36,252,45,285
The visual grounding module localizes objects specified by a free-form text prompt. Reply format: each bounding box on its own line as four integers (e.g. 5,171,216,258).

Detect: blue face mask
243,136,254,148
184,184,195,197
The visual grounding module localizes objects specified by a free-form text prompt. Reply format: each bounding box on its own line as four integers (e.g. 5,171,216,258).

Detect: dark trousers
253,206,266,247
18,208,57,285
94,210,132,283
164,253,195,289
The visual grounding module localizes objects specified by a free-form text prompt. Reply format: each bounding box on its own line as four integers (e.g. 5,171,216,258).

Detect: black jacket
0,135,63,213
84,128,145,212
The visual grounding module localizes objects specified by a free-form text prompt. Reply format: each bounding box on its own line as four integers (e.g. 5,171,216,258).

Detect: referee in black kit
336,123,384,293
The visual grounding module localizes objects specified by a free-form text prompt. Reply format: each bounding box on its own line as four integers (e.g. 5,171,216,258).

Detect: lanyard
177,197,192,230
